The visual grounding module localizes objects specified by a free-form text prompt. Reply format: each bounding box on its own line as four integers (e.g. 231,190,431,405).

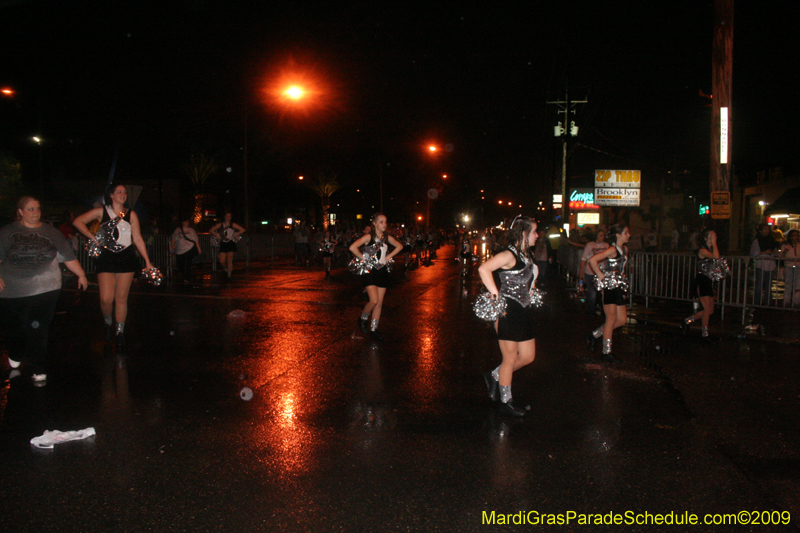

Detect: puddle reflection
348,344,396,452
100,354,131,416
406,297,446,409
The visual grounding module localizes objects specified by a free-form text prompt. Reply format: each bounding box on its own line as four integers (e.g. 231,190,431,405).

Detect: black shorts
694,274,714,298
361,266,390,288
496,298,536,342
602,287,626,306
95,246,141,274
219,241,237,253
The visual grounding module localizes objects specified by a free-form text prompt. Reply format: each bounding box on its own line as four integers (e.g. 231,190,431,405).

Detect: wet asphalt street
1,245,799,532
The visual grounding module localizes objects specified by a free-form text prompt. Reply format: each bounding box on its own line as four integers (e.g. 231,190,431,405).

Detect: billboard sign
594,187,641,206
594,169,641,189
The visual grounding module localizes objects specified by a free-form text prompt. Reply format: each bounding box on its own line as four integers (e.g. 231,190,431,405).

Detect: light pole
32,136,43,195
242,81,310,232
548,89,587,223
3,88,45,195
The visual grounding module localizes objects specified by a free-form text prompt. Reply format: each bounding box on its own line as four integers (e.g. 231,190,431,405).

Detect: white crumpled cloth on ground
30,428,96,449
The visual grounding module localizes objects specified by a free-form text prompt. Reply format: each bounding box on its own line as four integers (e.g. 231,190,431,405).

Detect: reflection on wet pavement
0,246,798,530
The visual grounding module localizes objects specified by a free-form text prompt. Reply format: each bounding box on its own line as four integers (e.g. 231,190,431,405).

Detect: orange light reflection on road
406,291,445,412
242,301,324,477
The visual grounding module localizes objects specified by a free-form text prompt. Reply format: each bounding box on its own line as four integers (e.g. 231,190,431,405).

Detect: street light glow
1,88,14,97
429,145,437,152
284,85,305,100
32,136,41,144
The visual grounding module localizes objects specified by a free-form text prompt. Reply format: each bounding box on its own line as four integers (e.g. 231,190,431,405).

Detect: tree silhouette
308,171,339,231
183,153,218,224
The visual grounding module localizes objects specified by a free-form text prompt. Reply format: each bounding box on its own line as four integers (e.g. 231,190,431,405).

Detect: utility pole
548,88,587,224
711,0,733,249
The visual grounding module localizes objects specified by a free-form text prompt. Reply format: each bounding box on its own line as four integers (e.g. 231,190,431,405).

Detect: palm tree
183,153,218,224
308,171,339,231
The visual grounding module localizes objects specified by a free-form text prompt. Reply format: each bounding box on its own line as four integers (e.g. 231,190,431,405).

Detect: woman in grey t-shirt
0,196,88,383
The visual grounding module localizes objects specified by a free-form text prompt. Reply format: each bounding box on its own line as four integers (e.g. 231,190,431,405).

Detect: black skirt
361,266,390,288
694,273,714,298
602,287,626,306
95,246,141,274
496,298,536,342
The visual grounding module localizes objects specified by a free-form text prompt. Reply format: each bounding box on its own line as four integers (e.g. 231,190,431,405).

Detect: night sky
2,0,798,225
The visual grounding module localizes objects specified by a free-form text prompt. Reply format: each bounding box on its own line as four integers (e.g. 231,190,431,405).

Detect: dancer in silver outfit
587,223,631,363
349,213,403,341
681,229,719,339
478,216,539,417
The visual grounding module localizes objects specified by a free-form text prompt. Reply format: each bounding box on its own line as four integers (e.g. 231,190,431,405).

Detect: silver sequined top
602,244,627,275
495,246,537,307
362,236,388,268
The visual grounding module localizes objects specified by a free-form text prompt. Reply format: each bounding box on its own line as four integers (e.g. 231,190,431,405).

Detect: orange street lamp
298,175,304,181
1,88,15,97
284,85,305,100
428,145,437,152
442,174,448,179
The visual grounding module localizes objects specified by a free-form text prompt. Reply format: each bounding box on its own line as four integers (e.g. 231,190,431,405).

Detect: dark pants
176,251,195,281
754,268,775,306
584,273,599,315
0,289,60,374
535,261,548,283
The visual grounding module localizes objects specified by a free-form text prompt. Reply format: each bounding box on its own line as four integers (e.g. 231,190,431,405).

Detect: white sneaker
8,358,20,369
32,373,47,382
9,370,21,379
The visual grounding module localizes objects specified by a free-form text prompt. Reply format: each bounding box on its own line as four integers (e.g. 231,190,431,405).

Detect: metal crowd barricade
627,252,799,324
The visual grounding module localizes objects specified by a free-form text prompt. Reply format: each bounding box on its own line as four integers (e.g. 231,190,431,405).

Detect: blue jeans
754,268,774,306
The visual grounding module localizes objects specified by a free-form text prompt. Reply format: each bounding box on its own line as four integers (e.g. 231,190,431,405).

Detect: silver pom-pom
473,292,507,321
701,258,731,282
383,258,395,273
594,272,629,292
141,267,164,286
210,236,221,247
86,239,102,258
529,288,546,308
348,255,382,275
320,241,335,254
